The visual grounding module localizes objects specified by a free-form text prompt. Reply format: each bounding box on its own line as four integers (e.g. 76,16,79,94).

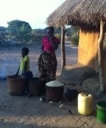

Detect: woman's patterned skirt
38,52,57,82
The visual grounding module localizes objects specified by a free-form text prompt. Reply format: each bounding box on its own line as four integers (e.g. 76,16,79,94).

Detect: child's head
21,47,29,57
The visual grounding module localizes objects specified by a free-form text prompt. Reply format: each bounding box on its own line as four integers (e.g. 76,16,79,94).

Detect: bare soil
0,42,106,128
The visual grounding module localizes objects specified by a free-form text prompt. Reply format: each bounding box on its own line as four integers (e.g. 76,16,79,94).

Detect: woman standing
38,26,60,82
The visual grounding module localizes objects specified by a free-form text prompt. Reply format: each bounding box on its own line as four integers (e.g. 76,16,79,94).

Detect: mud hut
47,0,106,94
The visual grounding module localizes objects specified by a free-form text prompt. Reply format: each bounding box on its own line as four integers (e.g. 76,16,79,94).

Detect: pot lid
46,80,64,87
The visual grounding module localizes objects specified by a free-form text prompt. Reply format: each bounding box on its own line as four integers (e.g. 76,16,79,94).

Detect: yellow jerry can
78,93,93,115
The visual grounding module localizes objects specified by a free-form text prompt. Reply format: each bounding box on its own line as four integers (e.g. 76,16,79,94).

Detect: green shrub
71,33,79,46
31,34,44,44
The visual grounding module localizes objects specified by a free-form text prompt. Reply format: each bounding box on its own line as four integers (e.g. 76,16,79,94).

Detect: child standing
16,47,33,94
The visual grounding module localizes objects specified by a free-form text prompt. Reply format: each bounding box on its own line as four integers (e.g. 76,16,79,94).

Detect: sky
0,0,65,29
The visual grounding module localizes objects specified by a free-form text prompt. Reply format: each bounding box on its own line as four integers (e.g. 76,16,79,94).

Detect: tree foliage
0,23,63,46
7,20,32,42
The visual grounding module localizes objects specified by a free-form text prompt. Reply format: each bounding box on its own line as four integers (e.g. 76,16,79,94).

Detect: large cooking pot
46,80,64,102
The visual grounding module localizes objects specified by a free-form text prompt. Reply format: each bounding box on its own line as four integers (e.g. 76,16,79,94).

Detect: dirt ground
0,42,106,128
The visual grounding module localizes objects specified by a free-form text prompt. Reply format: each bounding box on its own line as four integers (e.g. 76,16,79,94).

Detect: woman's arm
50,36,60,50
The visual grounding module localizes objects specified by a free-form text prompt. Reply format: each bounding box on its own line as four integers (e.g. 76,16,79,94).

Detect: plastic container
7,75,25,96
46,80,64,102
96,101,106,124
28,77,46,96
78,93,93,115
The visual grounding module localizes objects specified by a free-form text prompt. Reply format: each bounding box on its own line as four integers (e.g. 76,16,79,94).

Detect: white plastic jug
78,93,93,115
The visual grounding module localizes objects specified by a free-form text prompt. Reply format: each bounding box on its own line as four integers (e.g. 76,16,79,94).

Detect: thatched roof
47,0,106,31
47,0,82,27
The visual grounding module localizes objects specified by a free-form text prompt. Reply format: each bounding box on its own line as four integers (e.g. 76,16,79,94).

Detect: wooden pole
98,20,105,92
60,26,66,70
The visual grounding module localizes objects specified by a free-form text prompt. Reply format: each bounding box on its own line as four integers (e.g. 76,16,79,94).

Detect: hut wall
78,29,99,71
103,33,106,76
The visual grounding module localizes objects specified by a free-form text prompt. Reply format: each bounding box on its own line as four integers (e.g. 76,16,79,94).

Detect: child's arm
16,65,20,76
